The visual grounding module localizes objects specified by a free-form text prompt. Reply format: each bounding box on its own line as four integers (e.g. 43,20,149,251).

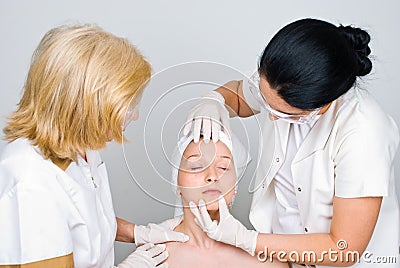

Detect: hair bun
338,25,372,76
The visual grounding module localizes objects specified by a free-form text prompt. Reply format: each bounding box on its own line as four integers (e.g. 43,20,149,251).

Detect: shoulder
0,138,60,200
1,138,48,171
0,140,73,264
335,88,399,146
164,241,202,267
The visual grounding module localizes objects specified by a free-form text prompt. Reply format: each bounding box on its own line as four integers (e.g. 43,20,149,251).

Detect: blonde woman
0,24,187,268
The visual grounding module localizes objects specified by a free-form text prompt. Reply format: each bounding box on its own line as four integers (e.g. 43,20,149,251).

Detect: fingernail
198,199,206,207
189,201,196,208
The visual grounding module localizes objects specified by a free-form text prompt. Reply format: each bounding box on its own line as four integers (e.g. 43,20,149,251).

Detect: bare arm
116,217,135,243
256,196,382,266
0,254,74,267
215,80,257,118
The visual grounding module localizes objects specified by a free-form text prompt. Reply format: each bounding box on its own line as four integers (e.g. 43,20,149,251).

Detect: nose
269,114,279,121
205,167,218,183
133,111,140,121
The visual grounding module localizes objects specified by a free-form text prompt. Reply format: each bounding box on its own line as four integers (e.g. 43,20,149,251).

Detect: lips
202,188,222,195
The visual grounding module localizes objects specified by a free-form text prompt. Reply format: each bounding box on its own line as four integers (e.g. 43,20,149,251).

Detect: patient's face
178,139,236,211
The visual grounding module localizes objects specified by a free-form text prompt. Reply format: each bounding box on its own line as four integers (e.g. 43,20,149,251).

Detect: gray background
1,0,399,263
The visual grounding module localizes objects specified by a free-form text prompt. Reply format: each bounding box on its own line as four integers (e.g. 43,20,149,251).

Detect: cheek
218,170,236,192
178,172,203,188
178,172,205,201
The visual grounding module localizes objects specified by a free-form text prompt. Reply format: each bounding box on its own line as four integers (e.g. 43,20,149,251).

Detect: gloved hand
134,217,189,246
183,91,231,143
115,243,168,268
189,196,258,256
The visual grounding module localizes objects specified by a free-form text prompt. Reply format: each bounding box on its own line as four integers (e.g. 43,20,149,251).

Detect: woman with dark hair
184,18,399,267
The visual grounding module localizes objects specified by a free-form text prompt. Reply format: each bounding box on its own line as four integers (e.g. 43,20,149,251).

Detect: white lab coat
243,80,400,267
0,138,117,267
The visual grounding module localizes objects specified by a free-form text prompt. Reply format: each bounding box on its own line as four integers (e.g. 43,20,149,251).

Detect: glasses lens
123,103,140,129
247,72,320,123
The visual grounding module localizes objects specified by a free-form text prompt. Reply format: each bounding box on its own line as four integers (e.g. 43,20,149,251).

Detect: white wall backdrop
1,0,399,263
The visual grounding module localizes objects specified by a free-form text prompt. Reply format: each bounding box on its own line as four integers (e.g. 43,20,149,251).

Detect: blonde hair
4,24,151,162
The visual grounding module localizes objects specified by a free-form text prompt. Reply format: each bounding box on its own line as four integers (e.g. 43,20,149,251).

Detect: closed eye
191,166,204,171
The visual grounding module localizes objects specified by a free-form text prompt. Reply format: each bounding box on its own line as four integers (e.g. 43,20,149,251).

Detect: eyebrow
185,154,201,160
184,154,232,160
269,104,306,116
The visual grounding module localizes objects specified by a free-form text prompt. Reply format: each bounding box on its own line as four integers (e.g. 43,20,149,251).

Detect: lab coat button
297,187,302,192
276,157,280,162
304,227,308,232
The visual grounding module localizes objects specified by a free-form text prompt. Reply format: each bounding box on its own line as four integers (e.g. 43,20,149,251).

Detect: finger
183,118,193,135
220,114,231,135
157,262,169,268
147,244,166,258
203,117,211,143
153,250,169,265
224,124,232,138
189,201,205,228
198,199,214,229
218,195,230,218
193,118,202,143
211,118,221,143
137,242,154,251
164,230,189,242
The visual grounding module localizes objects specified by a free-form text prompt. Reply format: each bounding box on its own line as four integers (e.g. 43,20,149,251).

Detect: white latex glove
183,91,231,143
134,217,189,246
115,243,168,268
189,196,258,256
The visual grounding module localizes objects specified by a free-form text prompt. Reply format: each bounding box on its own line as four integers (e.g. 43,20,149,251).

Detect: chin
204,193,233,210
205,198,230,212
206,203,220,211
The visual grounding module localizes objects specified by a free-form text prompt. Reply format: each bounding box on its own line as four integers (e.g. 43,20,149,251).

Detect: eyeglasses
248,72,320,124
122,102,140,130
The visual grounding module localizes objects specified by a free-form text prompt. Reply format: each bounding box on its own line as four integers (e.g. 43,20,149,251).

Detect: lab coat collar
275,119,290,159
292,99,338,164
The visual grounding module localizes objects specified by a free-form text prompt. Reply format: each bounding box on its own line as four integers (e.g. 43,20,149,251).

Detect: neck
51,158,72,171
318,102,332,115
176,207,220,249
